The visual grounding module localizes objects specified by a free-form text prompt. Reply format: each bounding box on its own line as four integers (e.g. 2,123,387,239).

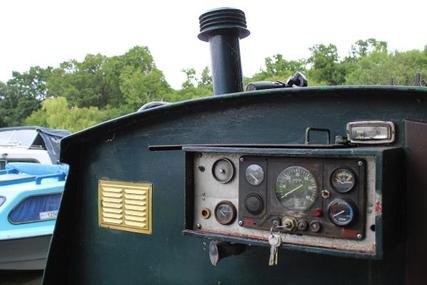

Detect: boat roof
0,163,68,187
0,126,71,163
59,85,427,153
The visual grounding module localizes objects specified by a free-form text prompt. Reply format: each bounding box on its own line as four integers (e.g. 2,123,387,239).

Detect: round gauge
328,198,355,226
214,201,237,225
275,166,318,211
245,164,264,186
331,168,356,193
212,158,235,183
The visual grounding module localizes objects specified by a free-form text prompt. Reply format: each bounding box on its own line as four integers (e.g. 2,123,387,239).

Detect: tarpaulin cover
0,126,70,163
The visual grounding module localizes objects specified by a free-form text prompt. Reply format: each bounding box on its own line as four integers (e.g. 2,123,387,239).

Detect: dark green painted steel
44,86,427,284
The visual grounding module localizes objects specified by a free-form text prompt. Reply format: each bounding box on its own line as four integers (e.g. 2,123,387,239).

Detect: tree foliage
169,67,212,101
1,40,427,132
24,97,119,132
0,66,52,127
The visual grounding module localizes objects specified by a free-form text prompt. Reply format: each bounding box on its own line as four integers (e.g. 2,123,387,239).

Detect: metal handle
36,172,67,185
305,128,331,145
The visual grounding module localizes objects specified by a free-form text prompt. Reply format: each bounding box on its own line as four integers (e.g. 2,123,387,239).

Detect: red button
313,208,323,217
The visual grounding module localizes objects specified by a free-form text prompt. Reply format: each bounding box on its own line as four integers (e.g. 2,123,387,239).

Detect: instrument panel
239,156,366,240
183,147,394,258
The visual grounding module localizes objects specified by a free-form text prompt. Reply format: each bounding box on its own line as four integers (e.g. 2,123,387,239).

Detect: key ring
270,224,286,234
270,224,287,244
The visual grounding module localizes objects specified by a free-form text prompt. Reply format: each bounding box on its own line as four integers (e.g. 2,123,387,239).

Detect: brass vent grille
98,179,152,234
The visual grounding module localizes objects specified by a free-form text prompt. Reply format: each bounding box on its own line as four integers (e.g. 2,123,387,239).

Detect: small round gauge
328,198,355,226
214,201,237,225
245,164,264,186
331,168,356,193
212,158,235,183
275,166,318,211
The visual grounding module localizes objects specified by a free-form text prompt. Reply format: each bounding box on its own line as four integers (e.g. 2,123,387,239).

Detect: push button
245,194,264,215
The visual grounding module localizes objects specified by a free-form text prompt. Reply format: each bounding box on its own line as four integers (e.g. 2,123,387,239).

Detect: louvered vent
98,180,152,234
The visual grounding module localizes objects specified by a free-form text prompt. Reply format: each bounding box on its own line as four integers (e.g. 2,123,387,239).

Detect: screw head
358,161,363,166
309,221,321,233
321,189,330,199
239,157,244,162
297,220,308,231
238,220,244,226
357,233,362,239
196,223,202,229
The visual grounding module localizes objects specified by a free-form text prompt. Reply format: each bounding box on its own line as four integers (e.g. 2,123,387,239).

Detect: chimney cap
198,7,250,42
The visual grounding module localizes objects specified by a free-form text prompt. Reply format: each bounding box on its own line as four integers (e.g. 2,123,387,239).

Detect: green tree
117,47,172,109
248,54,306,83
6,39,426,133
0,66,52,126
307,44,348,85
0,81,8,127
47,46,172,112
345,47,427,85
265,54,306,76
350,39,388,59
47,54,111,108
119,67,171,109
25,97,117,132
103,46,163,107
199,67,212,88
7,66,52,101
172,67,212,101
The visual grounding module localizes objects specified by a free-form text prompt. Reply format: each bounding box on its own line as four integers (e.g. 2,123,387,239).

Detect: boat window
8,193,62,224
30,134,46,150
0,129,39,148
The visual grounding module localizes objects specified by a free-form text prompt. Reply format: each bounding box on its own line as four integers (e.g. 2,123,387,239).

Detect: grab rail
35,172,67,185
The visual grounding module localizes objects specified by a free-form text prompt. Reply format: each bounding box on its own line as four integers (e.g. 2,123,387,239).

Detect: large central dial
275,166,318,211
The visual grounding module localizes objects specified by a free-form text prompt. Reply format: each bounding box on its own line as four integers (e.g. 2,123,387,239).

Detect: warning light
347,121,395,144
312,208,323,217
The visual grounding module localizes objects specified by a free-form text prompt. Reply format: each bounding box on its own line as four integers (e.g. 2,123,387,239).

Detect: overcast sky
1,0,426,88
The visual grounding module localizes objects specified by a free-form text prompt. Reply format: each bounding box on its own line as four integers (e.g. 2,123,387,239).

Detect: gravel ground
0,271,43,285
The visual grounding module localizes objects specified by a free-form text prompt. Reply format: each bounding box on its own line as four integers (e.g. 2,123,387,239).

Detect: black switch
245,194,264,215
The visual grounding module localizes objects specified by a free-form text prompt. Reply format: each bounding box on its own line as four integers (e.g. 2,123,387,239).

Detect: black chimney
198,8,250,95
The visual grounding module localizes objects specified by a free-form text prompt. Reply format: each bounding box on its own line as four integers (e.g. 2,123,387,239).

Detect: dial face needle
220,208,231,217
282,184,304,198
249,173,259,183
333,210,345,218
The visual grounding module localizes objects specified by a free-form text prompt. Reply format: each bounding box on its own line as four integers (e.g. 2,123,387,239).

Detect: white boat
0,126,70,270
0,126,70,167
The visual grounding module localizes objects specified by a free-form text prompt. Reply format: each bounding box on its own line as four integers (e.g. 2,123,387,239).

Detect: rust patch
375,201,382,215
242,218,258,228
340,229,359,239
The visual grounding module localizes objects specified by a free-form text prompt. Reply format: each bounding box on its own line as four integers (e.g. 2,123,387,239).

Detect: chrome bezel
347,121,395,144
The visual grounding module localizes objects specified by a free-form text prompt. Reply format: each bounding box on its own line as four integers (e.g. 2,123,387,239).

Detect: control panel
239,156,366,240
183,147,402,258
